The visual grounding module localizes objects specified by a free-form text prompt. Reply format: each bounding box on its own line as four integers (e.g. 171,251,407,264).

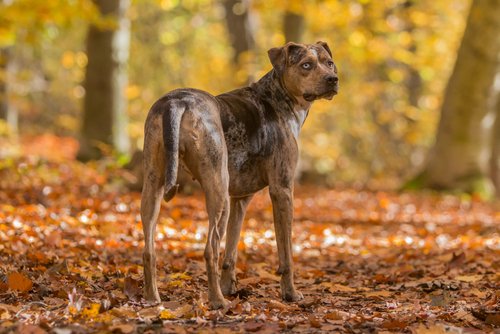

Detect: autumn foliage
0,137,498,333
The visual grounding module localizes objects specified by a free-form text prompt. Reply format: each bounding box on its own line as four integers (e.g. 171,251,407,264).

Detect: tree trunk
283,11,305,43
223,0,255,84
0,47,18,135
401,0,422,108
78,0,131,161
491,100,500,196
410,0,500,197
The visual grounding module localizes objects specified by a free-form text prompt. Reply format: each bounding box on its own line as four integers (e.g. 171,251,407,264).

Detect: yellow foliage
159,309,176,319
2,0,472,186
81,303,100,318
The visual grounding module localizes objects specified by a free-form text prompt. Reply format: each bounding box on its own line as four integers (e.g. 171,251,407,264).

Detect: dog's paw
283,289,304,302
220,281,237,296
209,297,230,310
144,291,161,304
220,272,237,296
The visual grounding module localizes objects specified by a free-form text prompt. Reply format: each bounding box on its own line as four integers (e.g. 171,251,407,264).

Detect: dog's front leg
269,185,303,302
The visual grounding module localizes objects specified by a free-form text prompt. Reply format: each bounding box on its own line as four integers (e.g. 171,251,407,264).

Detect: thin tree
491,99,500,196
78,0,131,160
0,47,17,135
223,0,255,84
408,0,500,196
283,11,304,43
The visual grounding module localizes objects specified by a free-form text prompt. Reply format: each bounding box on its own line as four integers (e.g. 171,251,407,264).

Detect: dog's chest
288,108,308,140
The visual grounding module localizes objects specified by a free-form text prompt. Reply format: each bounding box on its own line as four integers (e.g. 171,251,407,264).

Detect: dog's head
268,41,338,102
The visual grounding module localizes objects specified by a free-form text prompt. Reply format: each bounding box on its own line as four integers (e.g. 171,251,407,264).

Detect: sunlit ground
0,138,499,333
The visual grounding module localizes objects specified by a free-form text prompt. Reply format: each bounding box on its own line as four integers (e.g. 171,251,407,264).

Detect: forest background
2,0,498,196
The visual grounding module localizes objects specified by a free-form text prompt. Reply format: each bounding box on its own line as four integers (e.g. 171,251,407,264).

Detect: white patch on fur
288,107,308,139
309,48,318,58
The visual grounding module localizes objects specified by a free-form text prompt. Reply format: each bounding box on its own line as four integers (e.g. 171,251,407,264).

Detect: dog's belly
227,152,268,197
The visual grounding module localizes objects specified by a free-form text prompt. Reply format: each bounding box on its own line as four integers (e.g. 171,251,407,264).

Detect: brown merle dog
141,42,339,309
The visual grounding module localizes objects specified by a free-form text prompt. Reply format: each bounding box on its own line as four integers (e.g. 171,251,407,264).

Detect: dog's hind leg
141,114,166,303
220,195,253,296
201,168,230,309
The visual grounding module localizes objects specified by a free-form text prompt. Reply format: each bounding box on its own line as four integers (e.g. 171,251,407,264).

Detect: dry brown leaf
123,276,141,300
455,274,483,282
243,321,264,332
320,282,356,292
108,324,135,334
308,315,322,328
381,319,407,330
364,290,392,298
267,299,294,311
239,277,262,286
324,310,347,321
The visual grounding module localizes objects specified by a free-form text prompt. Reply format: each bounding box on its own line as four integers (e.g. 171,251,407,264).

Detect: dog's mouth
303,93,317,102
303,88,338,102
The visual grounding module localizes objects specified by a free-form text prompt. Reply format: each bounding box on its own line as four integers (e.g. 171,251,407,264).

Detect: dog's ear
316,41,332,58
268,46,284,72
268,42,305,74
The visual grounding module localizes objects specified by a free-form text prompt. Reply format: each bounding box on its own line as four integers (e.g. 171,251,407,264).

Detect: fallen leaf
239,277,261,286
81,303,101,318
7,272,33,292
381,319,407,330
365,290,392,298
123,276,141,300
108,324,135,334
485,313,500,326
455,275,483,282
448,252,466,269
160,309,176,320
308,315,322,328
320,282,356,292
267,299,295,311
243,321,263,332
16,324,46,334
324,310,346,321
253,263,280,282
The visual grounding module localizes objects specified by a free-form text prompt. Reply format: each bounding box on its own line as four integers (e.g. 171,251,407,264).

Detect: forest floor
0,136,499,333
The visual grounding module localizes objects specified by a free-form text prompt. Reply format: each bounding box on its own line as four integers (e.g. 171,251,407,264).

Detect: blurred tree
0,0,98,137
491,102,500,196
408,0,500,196
223,0,255,84
78,0,131,160
400,0,422,108
0,47,17,134
283,13,304,43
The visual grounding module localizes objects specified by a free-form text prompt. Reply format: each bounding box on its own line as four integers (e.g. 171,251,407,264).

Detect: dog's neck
252,70,312,138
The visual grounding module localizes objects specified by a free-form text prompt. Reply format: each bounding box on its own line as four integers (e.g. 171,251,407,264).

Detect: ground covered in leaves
0,146,499,333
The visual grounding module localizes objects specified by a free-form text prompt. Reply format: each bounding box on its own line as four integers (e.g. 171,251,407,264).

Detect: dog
141,41,338,309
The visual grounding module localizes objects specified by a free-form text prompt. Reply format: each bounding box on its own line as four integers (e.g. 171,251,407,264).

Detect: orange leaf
7,272,33,293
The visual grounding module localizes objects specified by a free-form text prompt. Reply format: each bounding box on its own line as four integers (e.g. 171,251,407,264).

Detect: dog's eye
327,61,334,68
301,62,311,70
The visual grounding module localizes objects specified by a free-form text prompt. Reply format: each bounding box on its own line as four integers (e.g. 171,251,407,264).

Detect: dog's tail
162,101,186,202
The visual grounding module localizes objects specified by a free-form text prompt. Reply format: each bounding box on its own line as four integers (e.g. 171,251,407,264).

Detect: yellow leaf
167,280,183,288
160,309,176,320
81,303,100,318
168,272,191,280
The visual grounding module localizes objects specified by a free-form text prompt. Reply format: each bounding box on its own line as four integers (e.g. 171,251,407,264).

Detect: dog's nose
326,75,339,85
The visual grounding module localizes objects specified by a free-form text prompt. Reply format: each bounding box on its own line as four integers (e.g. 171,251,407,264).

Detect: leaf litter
0,154,499,333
